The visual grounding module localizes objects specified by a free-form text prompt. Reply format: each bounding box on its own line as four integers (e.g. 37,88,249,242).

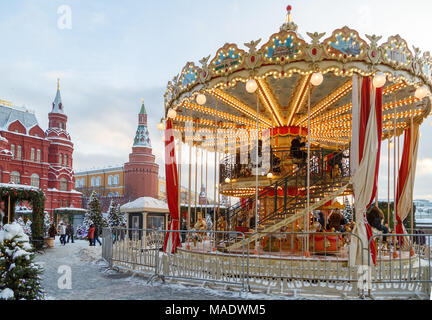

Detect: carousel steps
226,182,351,250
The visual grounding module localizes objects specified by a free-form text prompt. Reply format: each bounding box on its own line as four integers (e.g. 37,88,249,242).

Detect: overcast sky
1,0,432,200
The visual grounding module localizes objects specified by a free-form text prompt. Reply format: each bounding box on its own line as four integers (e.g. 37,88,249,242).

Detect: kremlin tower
124,100,159,201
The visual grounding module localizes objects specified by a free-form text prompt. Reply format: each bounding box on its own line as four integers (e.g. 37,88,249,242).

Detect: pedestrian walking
94,225,102,246
48,224,57,238
66,223,75,243
59,223,67,245
88,224,95,246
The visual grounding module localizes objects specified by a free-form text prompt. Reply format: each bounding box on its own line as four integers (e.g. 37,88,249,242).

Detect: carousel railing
227,147,351,229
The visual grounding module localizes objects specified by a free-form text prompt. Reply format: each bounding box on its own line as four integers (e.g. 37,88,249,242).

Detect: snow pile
0,222,32,251
0,288,14,300
76,246,104,265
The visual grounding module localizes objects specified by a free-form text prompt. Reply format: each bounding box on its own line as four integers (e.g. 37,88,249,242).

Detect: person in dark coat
88,224,95,246
367,206,389,241
48,224,57,238
290,137,307,163
66,224,75,243
93,225,102,246
180,219,187,243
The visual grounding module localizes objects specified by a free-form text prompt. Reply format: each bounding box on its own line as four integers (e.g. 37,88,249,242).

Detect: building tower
45,80,75,194
124,99,159,201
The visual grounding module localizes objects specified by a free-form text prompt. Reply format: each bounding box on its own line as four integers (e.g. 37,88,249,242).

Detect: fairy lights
286,74,311,126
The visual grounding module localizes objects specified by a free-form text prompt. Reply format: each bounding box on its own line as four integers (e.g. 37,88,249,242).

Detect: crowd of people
47,222,103,247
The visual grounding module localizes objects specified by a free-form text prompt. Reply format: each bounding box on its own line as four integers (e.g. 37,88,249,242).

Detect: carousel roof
163,6,432,148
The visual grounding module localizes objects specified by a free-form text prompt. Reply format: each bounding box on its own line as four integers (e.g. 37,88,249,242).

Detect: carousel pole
200,147,203,215
194,146,198,224
205,149,208,223
387,123,391,227
255,87,259,234
306,83,311,252
410,106,414,236
213,97,218,248
187,111,192,230
178,136,182,229
393,94,397,229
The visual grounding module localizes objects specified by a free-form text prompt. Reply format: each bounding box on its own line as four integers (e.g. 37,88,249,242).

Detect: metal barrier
102,227,432,299
368,233,432,299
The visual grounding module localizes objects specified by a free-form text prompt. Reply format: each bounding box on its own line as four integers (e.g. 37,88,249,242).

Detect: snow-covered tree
107,200,124,228
0,223,45,300
16,217,32,236
343,197,353,223
83,191,103,230
43,213,51,237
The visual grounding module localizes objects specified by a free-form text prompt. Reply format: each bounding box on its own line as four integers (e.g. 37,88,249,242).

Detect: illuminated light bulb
167,108,177,119
267,172,273,179
196,93,207,105
225,178,231,183
246,79,258,93
310,72,323,86
373,72,386,88
157,122,165,131
161,135,165,142
415,86,429,99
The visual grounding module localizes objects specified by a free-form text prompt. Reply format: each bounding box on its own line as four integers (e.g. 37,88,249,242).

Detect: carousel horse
193,212,207,241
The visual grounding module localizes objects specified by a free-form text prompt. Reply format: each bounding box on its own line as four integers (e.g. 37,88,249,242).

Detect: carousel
160,5,432,269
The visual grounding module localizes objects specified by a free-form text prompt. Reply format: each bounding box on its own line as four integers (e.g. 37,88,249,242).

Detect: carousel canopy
163,6,431,149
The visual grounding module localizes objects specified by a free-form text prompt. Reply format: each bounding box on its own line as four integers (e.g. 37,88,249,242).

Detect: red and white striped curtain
395,124,419,244
349,75,383,266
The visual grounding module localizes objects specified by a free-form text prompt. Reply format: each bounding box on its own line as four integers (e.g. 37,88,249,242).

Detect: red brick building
124,100,159,200
0,82,82,215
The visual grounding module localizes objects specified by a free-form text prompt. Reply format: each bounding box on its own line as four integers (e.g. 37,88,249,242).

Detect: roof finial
57,78,60,91
280,4,298,32
286,5,292,23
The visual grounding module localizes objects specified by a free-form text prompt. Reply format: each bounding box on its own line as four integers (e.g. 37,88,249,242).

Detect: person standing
66,223,75,243
59,223,67,245
93,224,102,246
88,224,95,246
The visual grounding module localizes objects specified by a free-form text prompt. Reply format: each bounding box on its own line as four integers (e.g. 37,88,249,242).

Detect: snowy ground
34,238,304,300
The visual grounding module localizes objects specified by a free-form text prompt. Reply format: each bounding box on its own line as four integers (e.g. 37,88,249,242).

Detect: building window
81,178,85,187
59,122,63,129
108,175,113,186
114,174,119,185
96,176,101,187
10,171,20,184
60,178,68,191
37,149,41,163
11,144,15,158
17,146,22,160
31,173,40,188
64,154,68,166
107,192,113,197
31,148,35,161
91,177,95,187
114,192,119,196
59,154,62,165
75,180,79,188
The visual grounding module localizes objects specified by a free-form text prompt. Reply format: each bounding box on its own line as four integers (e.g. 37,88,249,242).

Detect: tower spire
51,80,64,114
134,99,151,147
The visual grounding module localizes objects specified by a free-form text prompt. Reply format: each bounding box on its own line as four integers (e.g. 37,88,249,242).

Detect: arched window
96,176,101,186
36,149,41,163
10,171,20,184
17,146,22,160
107,192,113,197
60,178,68,191
30,148,35,161
81,178,85,187
11,144,15,159
108,175,113,185
91,177,95,187
114,192,119,196
31,173,40,188
64,154,68,166
114,174,119,185
59,154,62,165
75,180,80,188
